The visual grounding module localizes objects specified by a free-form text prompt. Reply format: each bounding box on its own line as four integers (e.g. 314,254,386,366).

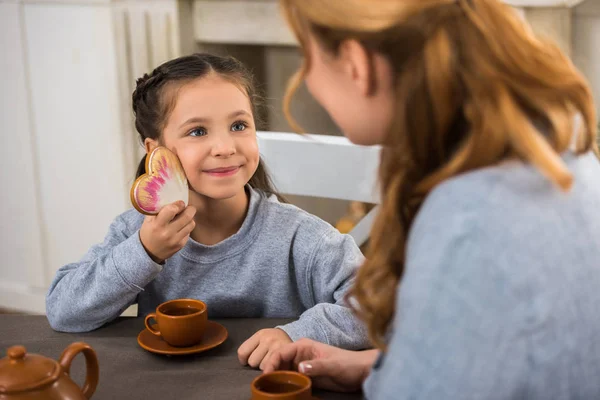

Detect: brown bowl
251,371,314,400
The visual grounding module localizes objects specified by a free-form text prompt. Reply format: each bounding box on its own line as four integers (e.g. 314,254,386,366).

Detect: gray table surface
0,315,363,399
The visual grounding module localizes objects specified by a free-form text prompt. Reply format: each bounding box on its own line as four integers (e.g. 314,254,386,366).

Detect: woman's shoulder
420,151,600,222
409,151,600,257
411,165,506,235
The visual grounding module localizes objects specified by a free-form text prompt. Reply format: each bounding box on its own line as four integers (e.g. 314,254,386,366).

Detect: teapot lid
0,346,61,394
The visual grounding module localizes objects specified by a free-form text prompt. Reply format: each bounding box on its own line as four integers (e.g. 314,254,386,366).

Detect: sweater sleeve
46,212,163,332
278,225,370,350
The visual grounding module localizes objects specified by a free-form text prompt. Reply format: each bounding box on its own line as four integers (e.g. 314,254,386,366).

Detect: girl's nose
211,135,236,158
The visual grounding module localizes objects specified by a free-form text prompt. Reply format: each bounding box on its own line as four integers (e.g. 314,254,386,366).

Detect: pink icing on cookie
130,147,188,215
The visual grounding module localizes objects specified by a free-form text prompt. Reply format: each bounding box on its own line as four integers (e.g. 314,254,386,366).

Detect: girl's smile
203,165,242,177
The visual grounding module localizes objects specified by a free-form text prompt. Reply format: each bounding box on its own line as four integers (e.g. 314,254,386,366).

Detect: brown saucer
137,320,228,355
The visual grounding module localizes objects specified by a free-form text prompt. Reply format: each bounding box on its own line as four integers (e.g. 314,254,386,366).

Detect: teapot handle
59,342,99,399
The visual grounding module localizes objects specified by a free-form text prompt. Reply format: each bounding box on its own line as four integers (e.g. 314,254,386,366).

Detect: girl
46,53,369,369
264,0,600,398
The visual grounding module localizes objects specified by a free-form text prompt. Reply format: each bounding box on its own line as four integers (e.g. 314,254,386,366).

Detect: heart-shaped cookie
130,147,189,215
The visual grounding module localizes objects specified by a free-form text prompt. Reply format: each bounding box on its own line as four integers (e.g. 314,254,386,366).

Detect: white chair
257,131,381,247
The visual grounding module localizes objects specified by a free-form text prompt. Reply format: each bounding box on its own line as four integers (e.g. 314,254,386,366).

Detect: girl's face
304,34,395,146
150,75,259,200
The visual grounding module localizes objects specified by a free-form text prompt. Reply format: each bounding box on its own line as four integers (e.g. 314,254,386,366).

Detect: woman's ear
338,39,374,97
144,138,159,154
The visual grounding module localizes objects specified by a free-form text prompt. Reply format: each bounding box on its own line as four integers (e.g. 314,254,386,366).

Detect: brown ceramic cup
144,299,208,347
251,371,313,400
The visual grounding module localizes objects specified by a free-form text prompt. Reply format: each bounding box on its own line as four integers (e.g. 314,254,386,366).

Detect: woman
263,0,600,398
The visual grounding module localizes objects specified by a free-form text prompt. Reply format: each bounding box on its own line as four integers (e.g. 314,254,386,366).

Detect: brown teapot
0,342,99,399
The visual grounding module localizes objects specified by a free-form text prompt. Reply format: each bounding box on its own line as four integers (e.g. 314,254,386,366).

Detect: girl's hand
139,201,196,263
262,338,378,393
238,328,293,371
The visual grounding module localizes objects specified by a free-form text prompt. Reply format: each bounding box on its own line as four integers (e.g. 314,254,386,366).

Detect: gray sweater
46,188,369,349
364,151,600,399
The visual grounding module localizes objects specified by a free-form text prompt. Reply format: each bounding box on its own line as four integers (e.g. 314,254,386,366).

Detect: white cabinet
0,0,182,314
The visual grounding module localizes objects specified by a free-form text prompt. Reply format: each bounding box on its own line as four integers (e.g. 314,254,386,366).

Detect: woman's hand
139,201,196,263
262,338,379,393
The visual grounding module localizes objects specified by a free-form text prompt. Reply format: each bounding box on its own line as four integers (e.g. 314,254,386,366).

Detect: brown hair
280,0,597,349
132,53,281,198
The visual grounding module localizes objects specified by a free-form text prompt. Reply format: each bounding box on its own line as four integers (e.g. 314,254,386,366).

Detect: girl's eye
231,121,248,132
188,127,207,137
